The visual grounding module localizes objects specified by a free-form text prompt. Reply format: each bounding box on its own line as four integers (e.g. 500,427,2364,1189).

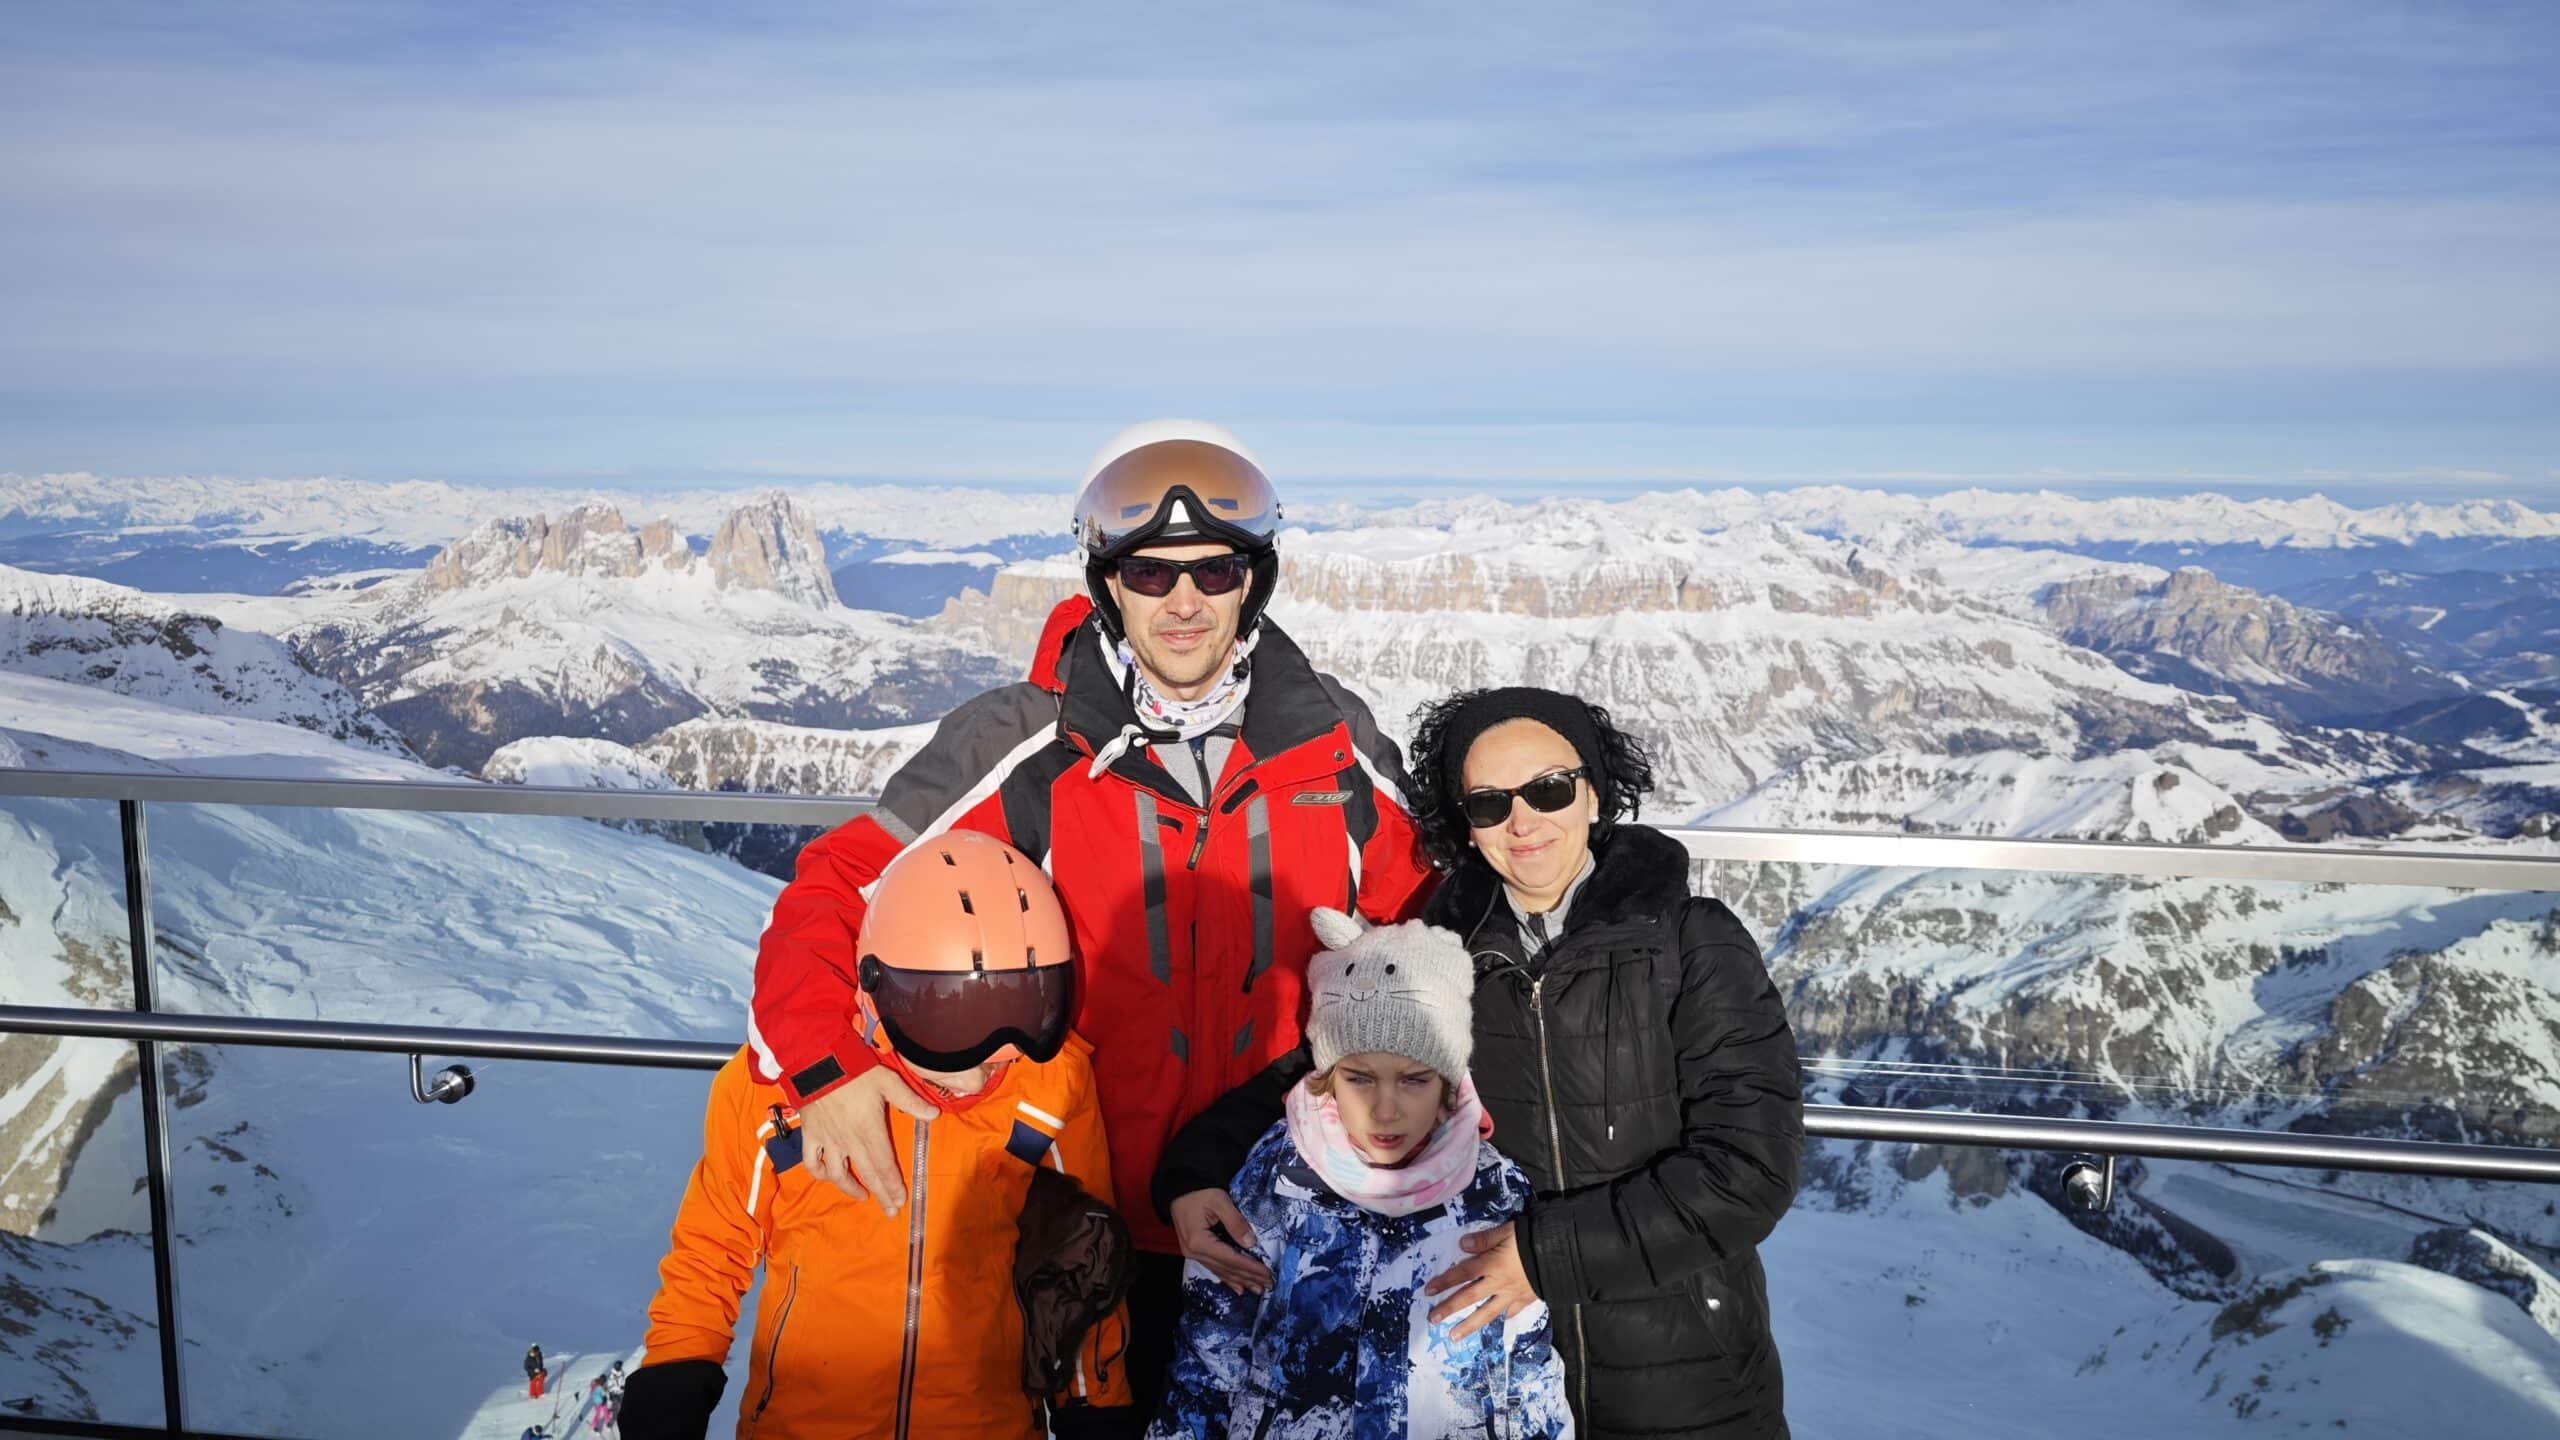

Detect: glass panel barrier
142,803,780,1039
1698,857,2560,1145
0,796,165,1428
1769,1139,2560,1436
1712,850,2560,1434
164,1045,726,1439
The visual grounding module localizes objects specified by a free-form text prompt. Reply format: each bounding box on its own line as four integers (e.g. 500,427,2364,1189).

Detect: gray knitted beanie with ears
1304,907,1475,1083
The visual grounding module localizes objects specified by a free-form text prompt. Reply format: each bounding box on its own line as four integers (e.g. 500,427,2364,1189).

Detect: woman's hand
799,1066,937,1216
1424,1222,1538,1340
1169,1187,1272,1294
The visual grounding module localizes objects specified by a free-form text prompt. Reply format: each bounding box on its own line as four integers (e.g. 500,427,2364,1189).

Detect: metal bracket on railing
2061,1153,2117,1212
409,1053,475,1105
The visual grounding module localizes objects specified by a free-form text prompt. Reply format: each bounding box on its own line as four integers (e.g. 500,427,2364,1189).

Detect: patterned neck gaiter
1100,625,1259,741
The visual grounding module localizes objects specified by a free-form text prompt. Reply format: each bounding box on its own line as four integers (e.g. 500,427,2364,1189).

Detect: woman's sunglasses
1461,768,1588,829
1114,553,1252,597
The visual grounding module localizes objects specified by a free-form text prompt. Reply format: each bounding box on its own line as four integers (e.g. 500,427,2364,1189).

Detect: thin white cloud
1,0,2553,487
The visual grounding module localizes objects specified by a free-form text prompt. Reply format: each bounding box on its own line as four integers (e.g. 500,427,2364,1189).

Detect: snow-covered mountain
2291,567,2560,688
0,472,1072,553
1261,515,2469,819
0,565,409,757
1356,487,2560,552
280,495,1011,771
2042,567,2460,725
637,715,931,797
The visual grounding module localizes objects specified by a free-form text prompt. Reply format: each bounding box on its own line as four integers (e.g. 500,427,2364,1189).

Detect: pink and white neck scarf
1283,1070,1492,1218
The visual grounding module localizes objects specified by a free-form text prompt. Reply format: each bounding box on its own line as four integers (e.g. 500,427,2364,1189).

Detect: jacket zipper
894,1122,931,1440
1530,974,1589,1420
752,1263,800,1423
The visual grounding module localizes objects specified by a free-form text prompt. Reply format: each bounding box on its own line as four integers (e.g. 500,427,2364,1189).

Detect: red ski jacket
750,597,1435,1252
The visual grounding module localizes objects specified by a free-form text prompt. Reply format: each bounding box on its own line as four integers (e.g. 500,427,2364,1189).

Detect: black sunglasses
1115,553,1252,597
1460,768,1588,829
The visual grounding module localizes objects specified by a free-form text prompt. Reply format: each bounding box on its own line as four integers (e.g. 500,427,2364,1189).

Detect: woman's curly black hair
1402,689,1658,873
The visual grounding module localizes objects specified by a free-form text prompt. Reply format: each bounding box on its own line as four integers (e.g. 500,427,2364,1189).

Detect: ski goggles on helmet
1113,551,1252,597
1460,767,1589,829
859,954,1077,1072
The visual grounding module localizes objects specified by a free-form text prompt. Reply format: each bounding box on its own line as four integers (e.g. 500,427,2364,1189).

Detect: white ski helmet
1071,419,1284,641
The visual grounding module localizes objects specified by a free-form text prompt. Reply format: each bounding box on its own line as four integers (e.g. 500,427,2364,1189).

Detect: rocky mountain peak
412,495,837,610
707,491,839,609
422,503,651,593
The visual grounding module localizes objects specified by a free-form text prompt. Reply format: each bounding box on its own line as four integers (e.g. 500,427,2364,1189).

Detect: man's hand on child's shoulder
797,1066,937,1216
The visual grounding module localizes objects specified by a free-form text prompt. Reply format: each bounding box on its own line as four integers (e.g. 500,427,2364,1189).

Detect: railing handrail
0,766,871,825
8,1002,2556,1184
5,766,2557,889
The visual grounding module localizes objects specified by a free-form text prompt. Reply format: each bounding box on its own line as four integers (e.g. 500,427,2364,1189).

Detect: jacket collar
1427,823,1692,950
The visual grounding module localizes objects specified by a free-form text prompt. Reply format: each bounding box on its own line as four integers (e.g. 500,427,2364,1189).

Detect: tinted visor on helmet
1074,441,1281,561
861,956,1077,1072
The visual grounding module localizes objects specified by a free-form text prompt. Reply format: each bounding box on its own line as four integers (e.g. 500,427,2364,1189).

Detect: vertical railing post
120,798,187,1433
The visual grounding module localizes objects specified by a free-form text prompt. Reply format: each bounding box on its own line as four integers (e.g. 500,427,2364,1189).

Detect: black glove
1048,1401,1146,1440
616,1359,726,1440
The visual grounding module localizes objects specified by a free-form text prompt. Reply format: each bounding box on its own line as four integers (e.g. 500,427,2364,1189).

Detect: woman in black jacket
1155,686,1803,1439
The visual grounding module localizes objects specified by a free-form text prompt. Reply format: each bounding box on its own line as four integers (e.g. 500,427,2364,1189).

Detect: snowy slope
483,735,678,791
1,564,409,756
1763,1143,2560,1440
0,697,779,1433
0,785,774,1433
0,670,433,781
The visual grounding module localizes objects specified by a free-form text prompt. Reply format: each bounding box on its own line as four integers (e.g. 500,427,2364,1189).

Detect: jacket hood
1425,822,1693,941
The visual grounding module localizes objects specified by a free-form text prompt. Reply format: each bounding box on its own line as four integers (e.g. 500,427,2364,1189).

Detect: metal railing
4,766,2560,1436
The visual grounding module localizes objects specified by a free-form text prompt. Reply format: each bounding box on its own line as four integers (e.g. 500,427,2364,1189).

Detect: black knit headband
1433,686,1611,815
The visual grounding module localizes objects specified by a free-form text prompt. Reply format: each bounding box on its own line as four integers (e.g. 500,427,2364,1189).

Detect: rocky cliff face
640,715,928,798
710,499,840,609
291,496,1005,771
2042,568,2456,725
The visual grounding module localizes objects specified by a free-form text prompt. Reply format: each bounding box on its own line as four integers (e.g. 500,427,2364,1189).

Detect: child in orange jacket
623,832,1139,1440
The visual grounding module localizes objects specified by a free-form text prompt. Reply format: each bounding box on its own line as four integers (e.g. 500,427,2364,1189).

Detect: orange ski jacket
749,597,1435,1253
641,1041,1133,1439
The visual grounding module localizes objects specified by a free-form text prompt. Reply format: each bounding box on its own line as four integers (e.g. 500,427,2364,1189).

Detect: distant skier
524,1343,547,1400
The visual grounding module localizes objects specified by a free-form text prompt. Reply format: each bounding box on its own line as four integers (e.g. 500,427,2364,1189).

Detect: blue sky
3,1,2555,500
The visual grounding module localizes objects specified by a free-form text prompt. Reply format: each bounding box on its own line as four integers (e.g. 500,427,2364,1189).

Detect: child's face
1329,1051,1450,1164
909,1058,1006,1096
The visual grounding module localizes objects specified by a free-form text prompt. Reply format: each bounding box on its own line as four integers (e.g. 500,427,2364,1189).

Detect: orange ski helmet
855,830,1077,1071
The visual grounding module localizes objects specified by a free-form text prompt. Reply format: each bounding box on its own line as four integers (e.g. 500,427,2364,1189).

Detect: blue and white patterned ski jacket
1147,1120,1574,1440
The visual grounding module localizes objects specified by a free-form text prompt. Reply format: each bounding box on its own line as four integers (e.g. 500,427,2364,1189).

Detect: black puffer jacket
1155,824,1803,1438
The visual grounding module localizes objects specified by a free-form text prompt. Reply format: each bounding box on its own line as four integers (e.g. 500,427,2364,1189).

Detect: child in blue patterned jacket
1147,908,1573,1440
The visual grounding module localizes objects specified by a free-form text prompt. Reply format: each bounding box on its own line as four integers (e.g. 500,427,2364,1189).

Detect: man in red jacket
747,419,1436,1410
